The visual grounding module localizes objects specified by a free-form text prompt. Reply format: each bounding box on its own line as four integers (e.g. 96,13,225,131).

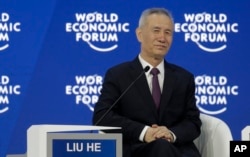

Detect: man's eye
165,31,173,35
153,29,160,33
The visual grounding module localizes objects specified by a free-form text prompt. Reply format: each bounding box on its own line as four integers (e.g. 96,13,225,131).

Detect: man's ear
135,27,142,42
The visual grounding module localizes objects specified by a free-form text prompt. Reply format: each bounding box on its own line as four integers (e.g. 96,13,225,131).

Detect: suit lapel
131,58,159,117
158,62,176,118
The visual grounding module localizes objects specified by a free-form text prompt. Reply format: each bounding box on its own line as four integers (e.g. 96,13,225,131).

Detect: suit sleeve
170,74,202,145
92,68,145,142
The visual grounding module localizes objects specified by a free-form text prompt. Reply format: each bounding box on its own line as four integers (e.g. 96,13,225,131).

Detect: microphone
94,66,150,126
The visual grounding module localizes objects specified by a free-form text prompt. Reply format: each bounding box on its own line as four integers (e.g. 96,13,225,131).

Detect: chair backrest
194,113,233,157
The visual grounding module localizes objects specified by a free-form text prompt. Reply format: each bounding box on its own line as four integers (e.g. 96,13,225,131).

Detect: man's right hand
144,124,174,143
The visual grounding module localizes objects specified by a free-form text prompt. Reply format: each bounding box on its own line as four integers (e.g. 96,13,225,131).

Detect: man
93,7,201,157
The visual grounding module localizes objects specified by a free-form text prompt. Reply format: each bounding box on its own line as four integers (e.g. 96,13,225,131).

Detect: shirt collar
138,54,164,73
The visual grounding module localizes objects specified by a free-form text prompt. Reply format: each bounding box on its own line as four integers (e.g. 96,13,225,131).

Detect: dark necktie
150,68,161,108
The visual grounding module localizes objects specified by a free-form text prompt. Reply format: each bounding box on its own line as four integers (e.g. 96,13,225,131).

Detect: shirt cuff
139,126,149,142
169,130,177,142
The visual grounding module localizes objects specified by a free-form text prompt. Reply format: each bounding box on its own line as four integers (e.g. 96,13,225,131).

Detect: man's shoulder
108,57,139,72
166,62,194,77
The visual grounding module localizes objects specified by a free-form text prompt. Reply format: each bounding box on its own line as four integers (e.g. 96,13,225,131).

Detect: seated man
93,7,202,157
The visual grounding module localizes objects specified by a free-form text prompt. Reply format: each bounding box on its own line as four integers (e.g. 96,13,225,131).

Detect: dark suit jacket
93,57,202,157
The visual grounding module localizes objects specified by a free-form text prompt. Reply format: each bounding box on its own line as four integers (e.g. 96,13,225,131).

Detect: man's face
136,13,174,59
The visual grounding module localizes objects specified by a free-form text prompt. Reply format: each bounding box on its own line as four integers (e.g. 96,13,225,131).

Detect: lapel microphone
94,66,150,126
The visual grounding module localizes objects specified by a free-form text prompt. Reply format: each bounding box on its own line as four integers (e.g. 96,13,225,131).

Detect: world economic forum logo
195,75,239,115
65,75,103,111
65,12,130,52
175,12,238,53
0,12,21,51
0,75,21,114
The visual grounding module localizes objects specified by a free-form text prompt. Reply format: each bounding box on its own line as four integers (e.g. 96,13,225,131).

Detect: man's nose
157,33,167,42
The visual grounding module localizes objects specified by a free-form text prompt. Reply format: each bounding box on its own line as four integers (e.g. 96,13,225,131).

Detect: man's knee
152,138,182,156
151,138,172,149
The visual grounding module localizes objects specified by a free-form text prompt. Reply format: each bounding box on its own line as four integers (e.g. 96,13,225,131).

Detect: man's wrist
169,130,176,142
139,126,149,142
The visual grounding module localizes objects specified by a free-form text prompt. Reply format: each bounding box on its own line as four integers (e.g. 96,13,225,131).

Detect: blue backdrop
0,0,249,156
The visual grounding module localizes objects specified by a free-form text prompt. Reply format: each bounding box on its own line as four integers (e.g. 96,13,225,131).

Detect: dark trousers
130,139,201,157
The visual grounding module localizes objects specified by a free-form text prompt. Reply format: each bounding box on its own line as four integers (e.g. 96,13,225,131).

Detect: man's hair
138,8,174,28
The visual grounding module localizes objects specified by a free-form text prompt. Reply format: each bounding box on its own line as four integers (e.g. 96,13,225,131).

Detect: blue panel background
0,0,249,156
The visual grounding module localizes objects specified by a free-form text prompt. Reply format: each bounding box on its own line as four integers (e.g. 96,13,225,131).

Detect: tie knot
150,68,160,76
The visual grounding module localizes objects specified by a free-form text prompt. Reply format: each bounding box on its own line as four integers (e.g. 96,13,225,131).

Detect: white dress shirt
138,55,176,142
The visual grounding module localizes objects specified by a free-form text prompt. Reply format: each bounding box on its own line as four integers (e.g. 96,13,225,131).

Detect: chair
194,113,233,157
96,113,234,157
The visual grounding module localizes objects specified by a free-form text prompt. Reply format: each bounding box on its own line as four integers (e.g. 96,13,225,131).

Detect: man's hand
144,124,174,143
